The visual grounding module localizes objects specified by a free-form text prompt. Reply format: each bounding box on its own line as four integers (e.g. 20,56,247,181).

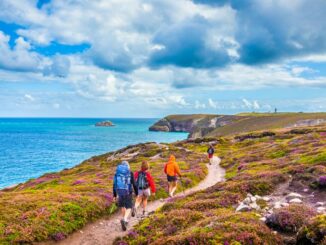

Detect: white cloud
195,100,206,109
24,94,35,101
242,99,252,108
253,100,260,110
208,98,218,109
290,66,315,76
75,73,127,102
0,32,42,72
242,99,261,110
43,55,71,77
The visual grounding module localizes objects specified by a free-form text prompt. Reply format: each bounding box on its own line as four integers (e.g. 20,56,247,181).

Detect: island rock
95,121,115,127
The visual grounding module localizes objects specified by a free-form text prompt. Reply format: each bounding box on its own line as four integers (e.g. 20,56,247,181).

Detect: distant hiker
113,161,138,231
207,144,215,165
132,161,156,217
238,162,245,172
164,155,182,197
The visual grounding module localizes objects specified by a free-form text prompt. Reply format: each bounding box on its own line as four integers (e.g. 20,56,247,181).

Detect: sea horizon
0,118,188,189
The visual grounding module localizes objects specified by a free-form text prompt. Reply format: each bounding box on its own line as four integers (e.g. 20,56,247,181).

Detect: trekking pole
179,177,186,196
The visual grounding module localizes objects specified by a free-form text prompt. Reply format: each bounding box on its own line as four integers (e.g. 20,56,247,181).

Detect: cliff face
149,114,242,138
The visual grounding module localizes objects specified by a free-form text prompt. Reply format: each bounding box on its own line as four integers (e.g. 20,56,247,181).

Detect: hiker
132,161,156,217
164,155,182,197
207,144,215,165
113,161,138,231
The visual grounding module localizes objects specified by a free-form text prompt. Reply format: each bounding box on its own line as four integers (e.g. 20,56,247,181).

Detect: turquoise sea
0,118,187,189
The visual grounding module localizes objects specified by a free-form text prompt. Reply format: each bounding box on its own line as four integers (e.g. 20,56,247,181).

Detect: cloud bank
0,0,326,116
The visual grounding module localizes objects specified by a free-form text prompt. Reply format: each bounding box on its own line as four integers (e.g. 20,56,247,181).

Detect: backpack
115,164,131,196
136,171,149,190
208,147,214,154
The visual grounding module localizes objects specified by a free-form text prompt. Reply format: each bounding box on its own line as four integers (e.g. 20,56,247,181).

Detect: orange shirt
164,159,181,177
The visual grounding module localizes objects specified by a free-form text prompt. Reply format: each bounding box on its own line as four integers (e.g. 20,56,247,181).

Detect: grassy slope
0,143,208,244
153,113,326,138
207,112,326,137
116,126,326,244
165,114,217,121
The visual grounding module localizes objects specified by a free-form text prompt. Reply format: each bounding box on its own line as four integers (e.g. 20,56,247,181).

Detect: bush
318,176,326,188
297,214,326,244
266,204,316,233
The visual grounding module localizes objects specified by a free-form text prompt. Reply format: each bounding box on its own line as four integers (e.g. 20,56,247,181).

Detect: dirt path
43,156,224,245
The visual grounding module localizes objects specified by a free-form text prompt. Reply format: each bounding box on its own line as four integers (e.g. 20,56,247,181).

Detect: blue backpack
115,163,131,196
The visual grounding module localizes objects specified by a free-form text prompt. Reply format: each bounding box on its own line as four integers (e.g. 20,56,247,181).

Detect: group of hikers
112,145,215,231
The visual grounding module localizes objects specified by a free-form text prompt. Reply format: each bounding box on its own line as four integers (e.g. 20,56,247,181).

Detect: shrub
297,214,326,244
319,176,326,188
266,204,316,233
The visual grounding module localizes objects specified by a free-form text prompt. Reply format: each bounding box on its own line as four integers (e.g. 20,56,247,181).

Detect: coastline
0,140,207,243
0,118,188,190
1,117,326,244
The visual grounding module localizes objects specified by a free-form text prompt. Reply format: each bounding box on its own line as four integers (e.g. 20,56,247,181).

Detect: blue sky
0,0,326,117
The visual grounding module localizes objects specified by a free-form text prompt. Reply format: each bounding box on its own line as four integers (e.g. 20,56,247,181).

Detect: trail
43,156,225,245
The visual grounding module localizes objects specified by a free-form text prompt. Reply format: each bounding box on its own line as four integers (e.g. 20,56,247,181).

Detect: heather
266,204,316,232
116,126,326,244
0,143,207,244
297,214,326,244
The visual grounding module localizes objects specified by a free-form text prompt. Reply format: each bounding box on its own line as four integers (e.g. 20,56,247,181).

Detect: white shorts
138,188,151,197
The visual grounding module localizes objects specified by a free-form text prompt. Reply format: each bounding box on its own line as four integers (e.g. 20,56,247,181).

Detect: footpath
43,156,225,245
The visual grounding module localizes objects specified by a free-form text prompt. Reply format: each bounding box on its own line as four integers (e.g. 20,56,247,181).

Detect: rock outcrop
95,121,115,127
149,114,241,138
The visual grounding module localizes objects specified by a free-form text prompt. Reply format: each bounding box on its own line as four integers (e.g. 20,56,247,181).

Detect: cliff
150,113,326,138
149,114,243,138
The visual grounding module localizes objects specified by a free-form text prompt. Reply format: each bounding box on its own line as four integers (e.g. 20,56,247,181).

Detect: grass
207,112,326,137
1,123,326,244
116,125,326,244
0,143,208,244
150,113,326,141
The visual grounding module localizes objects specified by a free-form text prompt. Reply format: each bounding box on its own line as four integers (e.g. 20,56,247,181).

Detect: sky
0,0,326,118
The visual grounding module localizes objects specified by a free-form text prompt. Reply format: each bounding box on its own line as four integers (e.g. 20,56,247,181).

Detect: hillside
117,125,326,244
149,113,326,138
1,123,326,244
0,143,207,244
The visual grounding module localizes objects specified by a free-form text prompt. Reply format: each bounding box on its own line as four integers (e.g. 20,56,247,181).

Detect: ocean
0,118,188,189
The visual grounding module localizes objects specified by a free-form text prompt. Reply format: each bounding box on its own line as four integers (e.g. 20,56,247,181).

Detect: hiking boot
131,207,136,217
120,219,127,231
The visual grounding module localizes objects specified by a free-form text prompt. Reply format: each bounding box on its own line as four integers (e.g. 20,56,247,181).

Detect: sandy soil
41,156,225,245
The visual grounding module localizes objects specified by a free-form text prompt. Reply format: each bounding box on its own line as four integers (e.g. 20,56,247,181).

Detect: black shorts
118,194,133,209
167,175,177,182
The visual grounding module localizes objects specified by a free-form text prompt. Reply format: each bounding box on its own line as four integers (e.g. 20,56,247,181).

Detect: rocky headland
149,113,326,138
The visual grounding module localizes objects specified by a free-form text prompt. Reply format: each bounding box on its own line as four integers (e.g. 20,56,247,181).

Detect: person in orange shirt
164,155,182,197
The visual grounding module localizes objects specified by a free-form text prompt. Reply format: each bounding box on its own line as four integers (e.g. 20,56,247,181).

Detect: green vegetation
116,125,326,244
0,143,207,244
207,112,326,137
150,112,326,139
297,214,326,244
2,120,326,244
